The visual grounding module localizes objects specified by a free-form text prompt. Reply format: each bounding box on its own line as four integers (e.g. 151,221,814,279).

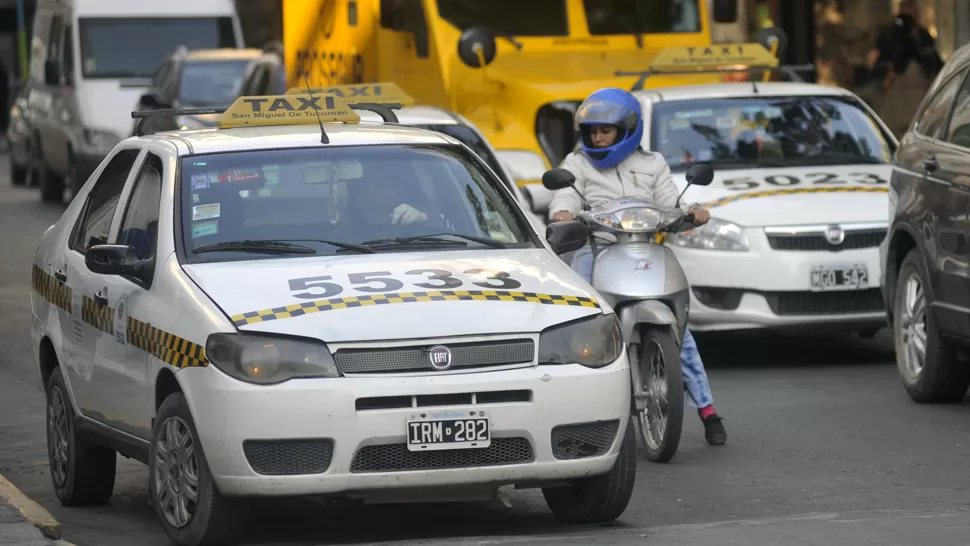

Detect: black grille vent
243,439,334,476
551,420,620,460
350,438,534,473
767,230,886,252
764,289,884,315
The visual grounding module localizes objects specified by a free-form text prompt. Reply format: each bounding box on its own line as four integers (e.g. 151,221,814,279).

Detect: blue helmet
574,88,644,169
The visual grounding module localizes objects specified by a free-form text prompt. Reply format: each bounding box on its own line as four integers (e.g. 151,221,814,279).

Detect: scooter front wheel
631,328,684,463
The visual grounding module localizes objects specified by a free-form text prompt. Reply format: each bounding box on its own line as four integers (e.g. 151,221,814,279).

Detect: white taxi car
31,92,634,546
642,82,896,334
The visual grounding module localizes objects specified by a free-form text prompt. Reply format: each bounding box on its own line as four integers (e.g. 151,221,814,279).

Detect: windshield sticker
674,109,713,119
192,220,219,238
716,116,736,129
669,119,691,130
698,149,713,161
192,203,221,221
191,174,210,190
192,193,200,204
83,58,97,74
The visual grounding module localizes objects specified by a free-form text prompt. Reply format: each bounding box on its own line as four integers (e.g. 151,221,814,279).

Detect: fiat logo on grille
824,225,845,245
428,346,453,370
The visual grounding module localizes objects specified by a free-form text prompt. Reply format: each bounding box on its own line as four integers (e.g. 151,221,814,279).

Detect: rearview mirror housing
457,26,497,68
546,220,588,255
85,244,140,276
542,168,576,190
685,164,714,187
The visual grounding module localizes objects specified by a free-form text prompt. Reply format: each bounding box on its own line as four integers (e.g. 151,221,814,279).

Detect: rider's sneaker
701,413,727,445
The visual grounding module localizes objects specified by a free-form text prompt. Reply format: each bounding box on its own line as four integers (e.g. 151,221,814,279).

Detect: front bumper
672,228,887,332
179,353,631,498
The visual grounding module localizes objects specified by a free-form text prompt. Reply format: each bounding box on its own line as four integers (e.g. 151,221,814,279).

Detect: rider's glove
390,203,428,225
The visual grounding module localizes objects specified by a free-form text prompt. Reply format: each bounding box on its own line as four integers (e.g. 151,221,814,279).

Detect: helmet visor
575,98,638,131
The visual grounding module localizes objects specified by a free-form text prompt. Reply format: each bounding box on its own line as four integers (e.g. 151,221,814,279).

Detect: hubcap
898,273,927,382
637,339,669,451
47,386,69,487
153,417,199,529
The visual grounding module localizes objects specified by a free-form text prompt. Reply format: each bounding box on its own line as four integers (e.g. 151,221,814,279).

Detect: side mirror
457,26,497,68
546,220,588,255
85,245,139,276
139,92,167,110
44,60,60,86
685,164,715,187
541,168,576,190
712,0,739,23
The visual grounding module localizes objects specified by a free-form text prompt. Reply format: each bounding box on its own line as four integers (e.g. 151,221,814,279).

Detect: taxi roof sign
285,82,415,106
649,43,780,72
217,93,361,129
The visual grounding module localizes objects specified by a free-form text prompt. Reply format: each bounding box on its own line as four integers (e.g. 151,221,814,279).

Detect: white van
25,0,244,203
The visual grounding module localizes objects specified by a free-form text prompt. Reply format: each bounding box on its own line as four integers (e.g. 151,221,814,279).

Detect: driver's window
945,74,970,149
914,69,965,140
116,154,163,287
70,149,141,254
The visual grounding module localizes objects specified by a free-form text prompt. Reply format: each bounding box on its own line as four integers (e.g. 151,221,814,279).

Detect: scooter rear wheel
633,328,684,463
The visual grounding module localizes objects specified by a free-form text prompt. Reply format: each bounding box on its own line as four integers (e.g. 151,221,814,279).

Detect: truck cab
283,0,741,189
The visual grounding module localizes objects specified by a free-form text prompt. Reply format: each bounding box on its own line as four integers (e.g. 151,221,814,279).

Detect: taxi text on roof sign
649,43,780,72
285,82,415,106
217,93,361,128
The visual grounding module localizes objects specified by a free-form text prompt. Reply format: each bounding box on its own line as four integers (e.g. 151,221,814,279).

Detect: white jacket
548,147,692,220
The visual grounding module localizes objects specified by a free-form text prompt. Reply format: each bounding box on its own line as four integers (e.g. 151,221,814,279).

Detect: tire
37,149,64,203
894,249,970,402
633,327,684,463
150,393,242,546
46,367,117,506
10,156,27,186
542,419,637,523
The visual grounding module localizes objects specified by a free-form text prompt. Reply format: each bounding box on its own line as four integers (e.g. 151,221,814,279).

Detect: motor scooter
541,163,715,463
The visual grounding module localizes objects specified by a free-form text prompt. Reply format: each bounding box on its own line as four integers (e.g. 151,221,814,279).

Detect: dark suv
882,43,970,403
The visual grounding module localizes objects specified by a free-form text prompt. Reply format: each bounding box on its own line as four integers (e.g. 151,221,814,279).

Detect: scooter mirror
542,168,576,190
685,164,714,186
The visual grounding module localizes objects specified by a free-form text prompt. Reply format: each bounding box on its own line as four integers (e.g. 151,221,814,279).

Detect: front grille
764,288,884,315
356,390,532,411
243,439,334,475
350,437,534,473
767,230,886,252
551,420,620,460
334,339,534,374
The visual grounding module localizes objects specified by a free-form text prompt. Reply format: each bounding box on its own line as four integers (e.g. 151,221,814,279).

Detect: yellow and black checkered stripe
81,296,115,335
231,290,601,327
31,264,72,314
703,186,889,209
126,317,208,368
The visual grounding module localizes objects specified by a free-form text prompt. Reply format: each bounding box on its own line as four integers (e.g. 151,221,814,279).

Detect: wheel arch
885,224,923,326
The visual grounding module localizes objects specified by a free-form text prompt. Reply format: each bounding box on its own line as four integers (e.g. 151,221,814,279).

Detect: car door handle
53,268,67,282
93,291,108,307
923,156,939,172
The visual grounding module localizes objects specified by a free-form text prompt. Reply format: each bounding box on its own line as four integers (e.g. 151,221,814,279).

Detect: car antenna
302,73,329,144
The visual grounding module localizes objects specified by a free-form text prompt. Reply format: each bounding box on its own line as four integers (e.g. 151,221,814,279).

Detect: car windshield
178,60,251,107
412,124,514,191
436,0,568,36
651,96,894,171
583,0,701,34
78,17,236,79
180,144,537,262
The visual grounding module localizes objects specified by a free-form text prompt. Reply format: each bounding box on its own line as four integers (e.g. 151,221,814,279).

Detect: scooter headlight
591,206,682,233
538,314,623,369
666,217,750,251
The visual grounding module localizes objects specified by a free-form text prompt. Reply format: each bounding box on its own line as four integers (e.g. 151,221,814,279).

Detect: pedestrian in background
867,0,944,138
0,59,10,151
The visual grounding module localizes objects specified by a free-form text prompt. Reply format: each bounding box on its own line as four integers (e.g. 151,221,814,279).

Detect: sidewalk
0,483,72,546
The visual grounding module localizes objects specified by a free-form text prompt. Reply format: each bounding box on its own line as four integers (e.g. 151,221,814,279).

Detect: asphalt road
1,155,969,546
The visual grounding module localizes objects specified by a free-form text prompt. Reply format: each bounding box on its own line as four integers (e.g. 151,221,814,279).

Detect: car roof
142,123,459,155
635,82,858,102
184,48,262,62
357,105,460,125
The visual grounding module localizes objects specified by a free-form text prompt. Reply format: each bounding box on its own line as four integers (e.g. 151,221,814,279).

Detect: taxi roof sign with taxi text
217,93,361,128
285,82,415,106
649,43,780,72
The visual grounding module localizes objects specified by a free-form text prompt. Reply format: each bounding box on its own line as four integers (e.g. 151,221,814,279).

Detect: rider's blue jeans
570,246,715,408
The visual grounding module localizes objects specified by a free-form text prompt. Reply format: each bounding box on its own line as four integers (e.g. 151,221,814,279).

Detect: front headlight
592,206,682,233
205,333,340,385
538,314,623,369
666,217,750,251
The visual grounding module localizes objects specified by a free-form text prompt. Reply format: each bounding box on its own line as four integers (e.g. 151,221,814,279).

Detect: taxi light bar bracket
347,102,402,123
619,64,816,91
131,107,229,136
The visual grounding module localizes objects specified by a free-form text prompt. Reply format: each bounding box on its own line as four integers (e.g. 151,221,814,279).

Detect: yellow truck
283,0,746,187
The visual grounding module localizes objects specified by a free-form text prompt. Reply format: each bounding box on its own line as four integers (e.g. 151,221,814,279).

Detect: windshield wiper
194,239,375,255
358,233,508,249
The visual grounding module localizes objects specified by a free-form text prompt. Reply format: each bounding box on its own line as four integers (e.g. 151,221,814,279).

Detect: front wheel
631,328,684,463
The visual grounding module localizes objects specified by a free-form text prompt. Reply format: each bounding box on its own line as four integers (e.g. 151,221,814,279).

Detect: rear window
436,0,569,36
178,60,251,107
179,144,537,262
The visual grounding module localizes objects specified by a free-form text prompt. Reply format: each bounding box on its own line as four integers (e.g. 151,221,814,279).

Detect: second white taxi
31,93,634,546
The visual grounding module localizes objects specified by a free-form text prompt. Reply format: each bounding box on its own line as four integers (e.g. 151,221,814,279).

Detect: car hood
182,248,604,342
672,164,891,227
